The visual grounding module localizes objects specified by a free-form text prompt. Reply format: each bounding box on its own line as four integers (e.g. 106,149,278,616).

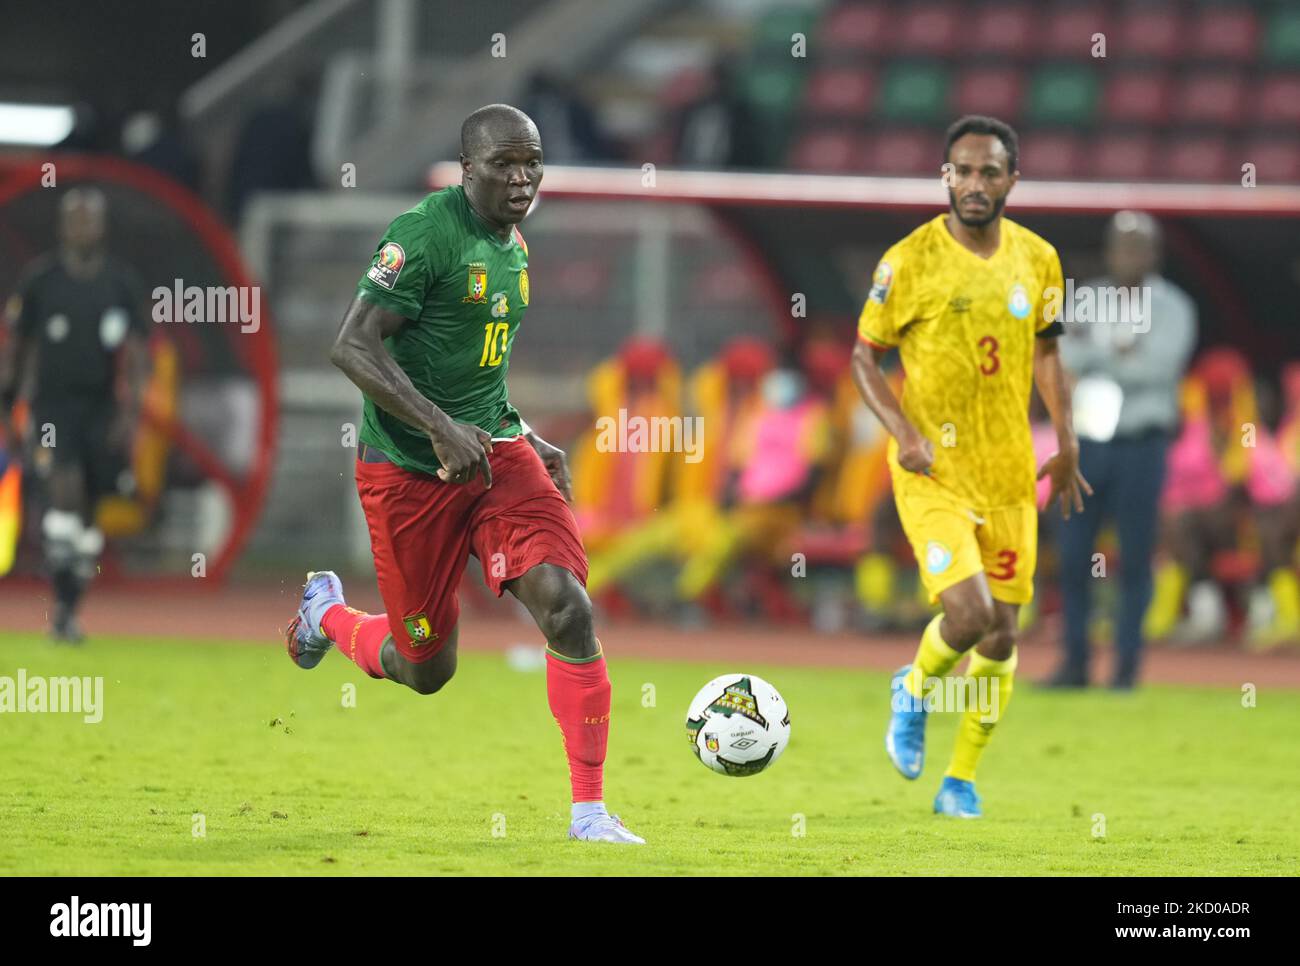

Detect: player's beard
948,189,1006,227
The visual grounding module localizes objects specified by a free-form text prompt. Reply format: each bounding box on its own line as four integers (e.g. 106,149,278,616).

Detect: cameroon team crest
403,613,437,646
519,268,529,306
463,262,489,303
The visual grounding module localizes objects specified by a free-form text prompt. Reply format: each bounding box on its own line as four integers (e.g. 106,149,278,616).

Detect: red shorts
355,436,589,662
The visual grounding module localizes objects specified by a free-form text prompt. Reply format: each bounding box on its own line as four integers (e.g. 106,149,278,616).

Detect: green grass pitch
1,632,1297,876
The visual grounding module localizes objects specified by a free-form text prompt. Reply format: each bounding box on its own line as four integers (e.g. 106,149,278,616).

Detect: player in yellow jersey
851,116,1091,817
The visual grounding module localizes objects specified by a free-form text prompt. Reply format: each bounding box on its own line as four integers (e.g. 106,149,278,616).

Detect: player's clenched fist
428,413,494,487
896,426,935,475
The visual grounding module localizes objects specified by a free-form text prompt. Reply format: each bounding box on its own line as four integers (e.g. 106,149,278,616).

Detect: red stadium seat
1041,6,1110,59
817,2,888,52
788,129,867,173
969,3,1040,57
1253,75,1300,126
1241,138,1300,183
1102,71,1172,125
1190,6,1259,63
869,128,935,176
1165,136,1232,182
1092,133,1158,180
896,3,959,57
952,66,1025,120
804,66,876,118
1115,6,1184,60
1020,131,1084,179
1172,73,1246,126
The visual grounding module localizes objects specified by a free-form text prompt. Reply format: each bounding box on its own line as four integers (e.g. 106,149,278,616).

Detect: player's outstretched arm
330,295,493,486
1033,335,1092,518
850,338,933,474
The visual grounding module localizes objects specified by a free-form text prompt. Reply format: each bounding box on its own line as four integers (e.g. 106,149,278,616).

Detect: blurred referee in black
0,188,149,641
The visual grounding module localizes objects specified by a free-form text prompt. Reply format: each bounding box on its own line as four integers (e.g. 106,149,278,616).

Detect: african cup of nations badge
367,242,405,290
403,613,437,646
868,261,892,304
463,262,489,303
519,267,529,306
1007,283,1031,319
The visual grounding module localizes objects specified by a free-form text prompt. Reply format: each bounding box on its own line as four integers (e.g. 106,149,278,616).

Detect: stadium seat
817,2,888,53
895,3,959,57
952,66,1025,121
788,130,867,173
1253,74,1300,126
1165,135,1232,182
1102,71,1172,125
1092,133,1159,180
1019,131,1084,179
1115,5,1184,61
968,3,1039,57
804,66,876,119
1026,65,1099,126
878,62,950,122
1190,6,1259,63
1172,73,1246,127
753,6,818,52
1265,5,1300,65
868,128,934,176
742,63,806,117
1041,5,1110,59
1241,137,1300,183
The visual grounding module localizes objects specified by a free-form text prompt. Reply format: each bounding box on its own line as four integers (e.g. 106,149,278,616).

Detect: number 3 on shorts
989,549,1018,581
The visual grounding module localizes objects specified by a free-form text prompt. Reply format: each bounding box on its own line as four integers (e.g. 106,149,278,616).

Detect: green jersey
354,185,530,475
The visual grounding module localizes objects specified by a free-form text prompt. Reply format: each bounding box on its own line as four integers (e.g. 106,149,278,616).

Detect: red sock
546,641,610,803
322,604,388,679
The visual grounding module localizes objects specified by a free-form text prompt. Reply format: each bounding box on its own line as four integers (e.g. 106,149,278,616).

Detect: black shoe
50,603,86,644
1039,666,1089,689
1109,676,1137,692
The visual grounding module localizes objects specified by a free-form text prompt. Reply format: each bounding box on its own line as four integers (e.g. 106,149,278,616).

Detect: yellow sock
945,646,1017,783
1143,561,1187,640
903,613,964,699
1270,568,1300,635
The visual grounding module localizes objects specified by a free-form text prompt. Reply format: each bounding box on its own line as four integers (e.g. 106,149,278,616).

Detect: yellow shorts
893,488,1038,605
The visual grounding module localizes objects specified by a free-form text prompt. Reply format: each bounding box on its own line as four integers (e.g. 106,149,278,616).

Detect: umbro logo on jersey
949,296,972,313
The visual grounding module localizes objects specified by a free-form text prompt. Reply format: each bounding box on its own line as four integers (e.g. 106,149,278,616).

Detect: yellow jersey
857,214,1063,509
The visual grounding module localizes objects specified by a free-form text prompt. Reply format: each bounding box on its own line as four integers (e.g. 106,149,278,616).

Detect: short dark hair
460,103,536,158
944,115,1019,174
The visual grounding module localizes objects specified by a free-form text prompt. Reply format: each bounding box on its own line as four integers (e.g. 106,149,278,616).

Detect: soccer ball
685,673,790,777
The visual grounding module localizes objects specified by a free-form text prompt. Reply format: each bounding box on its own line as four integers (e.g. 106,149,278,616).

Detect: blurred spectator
672,57,762,169
519,71,617,163
1152,351,1299,648
1047,211,1197,689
